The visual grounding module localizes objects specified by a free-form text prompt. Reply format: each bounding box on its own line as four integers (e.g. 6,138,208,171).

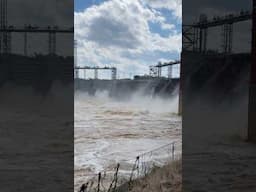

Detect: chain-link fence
77,142,181,192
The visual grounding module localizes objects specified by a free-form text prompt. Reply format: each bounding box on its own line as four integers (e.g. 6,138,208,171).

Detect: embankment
116,159,182,192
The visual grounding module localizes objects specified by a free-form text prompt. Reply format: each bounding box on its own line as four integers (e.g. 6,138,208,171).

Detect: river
74,90,181,189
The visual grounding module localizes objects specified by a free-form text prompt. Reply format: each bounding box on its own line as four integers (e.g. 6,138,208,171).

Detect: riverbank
117,159,182,192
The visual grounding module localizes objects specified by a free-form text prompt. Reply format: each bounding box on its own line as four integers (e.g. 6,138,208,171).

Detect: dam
75,78,179,99
181,0,256,189
0,54,73,91
182,51,251,140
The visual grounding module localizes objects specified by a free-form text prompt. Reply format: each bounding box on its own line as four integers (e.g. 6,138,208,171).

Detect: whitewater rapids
74,91,181,189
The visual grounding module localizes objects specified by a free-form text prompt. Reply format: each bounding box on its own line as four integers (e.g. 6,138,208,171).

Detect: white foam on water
74,91,182,187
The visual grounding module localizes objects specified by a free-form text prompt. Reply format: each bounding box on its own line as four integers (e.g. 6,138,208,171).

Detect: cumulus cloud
75,0,181,78
145,0,182,19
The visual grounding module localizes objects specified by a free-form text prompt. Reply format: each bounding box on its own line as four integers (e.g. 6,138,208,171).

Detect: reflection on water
74,91,181,188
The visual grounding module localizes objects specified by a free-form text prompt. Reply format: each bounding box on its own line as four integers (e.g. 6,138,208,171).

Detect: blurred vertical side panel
182,0,256,191
249,0,256,141
0,0,74,191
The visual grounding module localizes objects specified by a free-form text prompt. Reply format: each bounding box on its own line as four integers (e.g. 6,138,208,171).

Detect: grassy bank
117,159,182,192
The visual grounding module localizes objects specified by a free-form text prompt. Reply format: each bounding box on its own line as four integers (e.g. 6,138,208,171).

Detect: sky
75,0,181,79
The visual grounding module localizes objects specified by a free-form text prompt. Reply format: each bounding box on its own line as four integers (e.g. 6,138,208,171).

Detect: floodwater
74,91,182,189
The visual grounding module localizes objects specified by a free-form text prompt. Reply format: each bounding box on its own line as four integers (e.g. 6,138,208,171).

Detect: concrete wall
248,0,256,142
0,54,73,91
75,78,179,100
182,51,251,141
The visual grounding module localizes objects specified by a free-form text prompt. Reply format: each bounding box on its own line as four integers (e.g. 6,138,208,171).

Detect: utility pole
248,0,256,142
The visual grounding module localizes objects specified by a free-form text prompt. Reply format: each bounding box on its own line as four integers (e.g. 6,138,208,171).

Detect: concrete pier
249,85,256,141
248,0,256,142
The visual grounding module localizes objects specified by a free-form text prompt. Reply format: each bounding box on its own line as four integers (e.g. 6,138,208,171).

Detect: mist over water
0,82,74,191
74,90,182,188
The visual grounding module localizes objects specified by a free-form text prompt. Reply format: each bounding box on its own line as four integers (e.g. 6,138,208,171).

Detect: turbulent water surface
74,91,182,189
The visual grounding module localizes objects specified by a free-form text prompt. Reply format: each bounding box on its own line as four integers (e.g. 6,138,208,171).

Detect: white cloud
161,23,175,30
145,0,182,19
75,0,181,79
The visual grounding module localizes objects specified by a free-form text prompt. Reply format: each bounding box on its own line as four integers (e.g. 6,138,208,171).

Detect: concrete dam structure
75,78,179,99
182,51,250,103
0,54,73,91
182,51,251,140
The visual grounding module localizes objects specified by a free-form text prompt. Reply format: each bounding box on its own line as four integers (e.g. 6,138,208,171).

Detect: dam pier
74,60,180,99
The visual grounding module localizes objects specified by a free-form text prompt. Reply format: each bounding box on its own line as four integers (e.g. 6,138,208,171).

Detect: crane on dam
75,66,117,80
0,0,73,55
183,10,252,53
150,60,180,78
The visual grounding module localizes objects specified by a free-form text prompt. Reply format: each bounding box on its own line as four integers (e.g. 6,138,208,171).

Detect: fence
77,142,180,192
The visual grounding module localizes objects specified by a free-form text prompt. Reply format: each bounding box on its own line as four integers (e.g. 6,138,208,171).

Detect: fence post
113,163,120,191
97,172,101,192
129,156,140,190
172,142,175,161
85,182,89,192
137,156,140,177
107,163,120,192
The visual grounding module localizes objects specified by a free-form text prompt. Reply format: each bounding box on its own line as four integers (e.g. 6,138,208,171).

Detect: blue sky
75,0,104,11
75,0,181,79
